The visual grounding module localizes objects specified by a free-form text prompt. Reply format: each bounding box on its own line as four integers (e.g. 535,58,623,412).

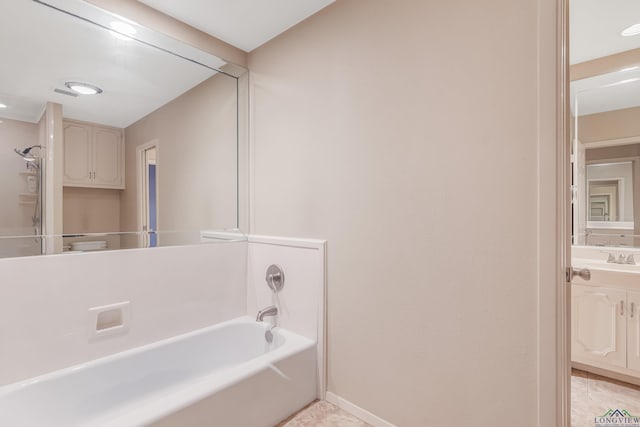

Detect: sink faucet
256,305,278,321
606,252,638,265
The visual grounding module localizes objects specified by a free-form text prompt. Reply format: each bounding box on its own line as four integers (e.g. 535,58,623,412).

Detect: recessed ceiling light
110,21,136,40
621,23,640,37
0,103,7,109
65,82,103,95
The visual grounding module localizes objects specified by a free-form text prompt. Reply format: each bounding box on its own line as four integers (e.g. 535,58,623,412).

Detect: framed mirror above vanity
572,43,640,247
0,0,247,258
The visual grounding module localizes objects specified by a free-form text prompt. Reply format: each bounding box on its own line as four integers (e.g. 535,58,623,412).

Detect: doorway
139,143,158,248
567,1,640,425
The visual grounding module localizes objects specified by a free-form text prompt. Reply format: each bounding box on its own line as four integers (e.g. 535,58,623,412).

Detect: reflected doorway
139,143,158,248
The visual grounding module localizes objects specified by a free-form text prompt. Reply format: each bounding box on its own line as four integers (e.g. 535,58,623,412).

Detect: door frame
539,0,570,425
557,0,571,424
136,140,159,248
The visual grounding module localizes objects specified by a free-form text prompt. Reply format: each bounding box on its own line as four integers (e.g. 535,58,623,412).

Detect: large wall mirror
0,0,247,258
571,0,640,248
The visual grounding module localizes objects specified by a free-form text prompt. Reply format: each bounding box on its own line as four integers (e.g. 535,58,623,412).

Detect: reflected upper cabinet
63,120,125,189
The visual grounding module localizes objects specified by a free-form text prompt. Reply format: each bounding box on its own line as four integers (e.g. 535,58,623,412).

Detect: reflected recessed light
0,103,7,109
622,23,640,37
65,82,103,95
620,66,640,72
110,21,136,40
612,77,640,86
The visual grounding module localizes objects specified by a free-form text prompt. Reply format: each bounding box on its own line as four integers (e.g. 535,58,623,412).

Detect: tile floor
276,401,370,427
572,369,640,427
278,372,640,427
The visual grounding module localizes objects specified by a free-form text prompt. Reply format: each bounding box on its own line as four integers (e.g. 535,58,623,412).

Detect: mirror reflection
586,162,634,223
572,75,640,247
0,0,245,258
570,15,640,246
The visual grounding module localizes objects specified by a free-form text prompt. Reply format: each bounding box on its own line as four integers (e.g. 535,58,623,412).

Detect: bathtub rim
0,316,316,426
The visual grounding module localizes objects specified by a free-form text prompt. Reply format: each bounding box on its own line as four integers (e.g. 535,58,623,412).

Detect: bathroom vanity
572,247,640,381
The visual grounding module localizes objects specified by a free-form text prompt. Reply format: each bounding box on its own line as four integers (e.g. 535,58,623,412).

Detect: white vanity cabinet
572,284,627,368
628,290,640,372
63,121,124,189
572,284,640,375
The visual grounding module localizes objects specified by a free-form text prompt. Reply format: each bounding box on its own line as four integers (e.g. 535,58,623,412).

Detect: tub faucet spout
256,305,278,321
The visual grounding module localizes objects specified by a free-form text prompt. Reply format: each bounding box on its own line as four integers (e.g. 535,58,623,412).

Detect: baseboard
325,392,396,427
572,362,640,387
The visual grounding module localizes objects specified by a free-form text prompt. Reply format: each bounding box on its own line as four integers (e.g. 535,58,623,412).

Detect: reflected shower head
14,145,41,162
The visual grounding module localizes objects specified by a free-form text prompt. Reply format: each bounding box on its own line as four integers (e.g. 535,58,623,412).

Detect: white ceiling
571,0,640,116
571,0,640,64
0,0,224,127
0,0,336,128
137,0,336,52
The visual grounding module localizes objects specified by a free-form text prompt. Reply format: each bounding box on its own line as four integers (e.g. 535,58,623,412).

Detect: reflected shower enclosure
0,135,44,257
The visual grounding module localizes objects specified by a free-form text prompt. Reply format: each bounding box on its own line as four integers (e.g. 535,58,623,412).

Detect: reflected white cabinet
63,121,124,189
572,284,640,375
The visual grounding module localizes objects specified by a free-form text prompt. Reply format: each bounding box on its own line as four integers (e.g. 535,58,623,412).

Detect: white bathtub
0,317,317,427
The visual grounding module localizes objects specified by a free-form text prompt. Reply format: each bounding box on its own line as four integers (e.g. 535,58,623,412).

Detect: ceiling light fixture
109,21,137,41
0,103,7,109
65,82,103,95
621,23,640,37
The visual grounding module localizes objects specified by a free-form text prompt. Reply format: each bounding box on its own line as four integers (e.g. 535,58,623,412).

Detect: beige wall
586,143,640,161
571,48,640,81
63,187,121,234
122,73,238,238
579,107,640,143
249,0,552,425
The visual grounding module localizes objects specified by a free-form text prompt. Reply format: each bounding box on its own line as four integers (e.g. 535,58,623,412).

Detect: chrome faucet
606,252,637,265
256,305,278,321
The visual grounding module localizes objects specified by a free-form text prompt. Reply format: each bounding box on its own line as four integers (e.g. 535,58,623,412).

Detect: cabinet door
628,290,640,372
63,123,92,185
572,284,627,368
93,127,123,188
